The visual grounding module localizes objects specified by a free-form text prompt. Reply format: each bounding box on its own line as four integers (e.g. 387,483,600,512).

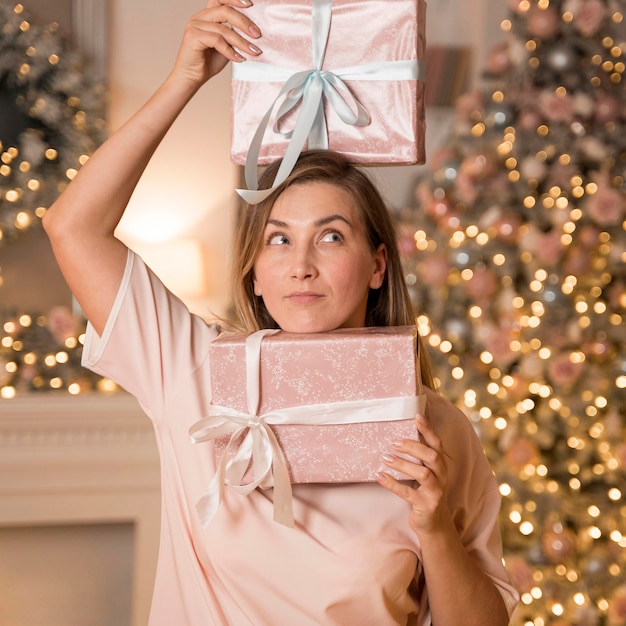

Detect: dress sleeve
81,249,219,418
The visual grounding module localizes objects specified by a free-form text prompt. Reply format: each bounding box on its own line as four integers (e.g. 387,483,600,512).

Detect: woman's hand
170,0,262,88
376,413,450,537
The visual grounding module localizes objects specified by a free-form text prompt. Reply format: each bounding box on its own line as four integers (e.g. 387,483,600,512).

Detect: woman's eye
320,231,343,243
267,233,289,245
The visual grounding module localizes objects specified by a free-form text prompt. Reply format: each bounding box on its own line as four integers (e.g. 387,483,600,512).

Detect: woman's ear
369,243,387,290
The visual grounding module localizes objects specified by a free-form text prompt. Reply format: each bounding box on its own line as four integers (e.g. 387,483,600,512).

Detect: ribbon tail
196,442,232,528
237,74,324,204
264,424,295,528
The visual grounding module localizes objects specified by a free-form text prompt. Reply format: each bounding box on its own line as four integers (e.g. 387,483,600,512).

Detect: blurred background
0,0,624,625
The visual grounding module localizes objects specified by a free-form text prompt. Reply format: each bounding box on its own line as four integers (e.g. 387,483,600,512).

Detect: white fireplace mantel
0,392,161,626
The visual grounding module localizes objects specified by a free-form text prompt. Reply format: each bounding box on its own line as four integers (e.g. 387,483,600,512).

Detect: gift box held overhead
231,0,427,203
189,326,426,527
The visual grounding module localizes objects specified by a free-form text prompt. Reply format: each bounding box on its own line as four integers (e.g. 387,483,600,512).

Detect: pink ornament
536,230,565,265
585,184,625,226
415,180,435,209
608,585,626,626
425,195,455,221
465,267,498,300
539,91,574,123
454,171,478,205
418,254,450,288
563,247,592,275
527,6,561,38
484,327,517,365
396,225,418,258
487,42,512,75
518,109,543,131
504,438,539,470
429,146,459,171
548,352,584,387
494,213,522,243
455,91,484,120
542,526,576,563
582,219,603,246
565,0,606,37
595,95,621,124
47,306,80,345
460,152,494,181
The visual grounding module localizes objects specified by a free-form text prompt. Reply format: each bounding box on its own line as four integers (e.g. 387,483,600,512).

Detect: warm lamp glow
131,239,208,299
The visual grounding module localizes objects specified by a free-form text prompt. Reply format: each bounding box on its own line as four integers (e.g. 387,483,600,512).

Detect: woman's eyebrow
266,215,353,228
315,214,352,227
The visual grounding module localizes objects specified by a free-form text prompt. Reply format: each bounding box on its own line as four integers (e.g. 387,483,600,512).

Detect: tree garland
0,0,106,248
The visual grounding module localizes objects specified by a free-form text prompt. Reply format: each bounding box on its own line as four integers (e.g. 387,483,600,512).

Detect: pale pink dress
83,251,518,625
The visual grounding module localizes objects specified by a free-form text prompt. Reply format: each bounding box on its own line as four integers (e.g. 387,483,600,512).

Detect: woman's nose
290,244,318,280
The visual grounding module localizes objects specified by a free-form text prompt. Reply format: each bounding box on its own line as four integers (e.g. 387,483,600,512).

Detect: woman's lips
286,291,324,304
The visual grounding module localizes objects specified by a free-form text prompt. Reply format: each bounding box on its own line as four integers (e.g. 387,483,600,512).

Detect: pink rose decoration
565,0,606,37
594,94,621,124
455,91,484,120
47,306,81,345
579,225,600,248
518,108,542,131
486,42,512,75
527,6,561,38
460,152,494,181
418,254,450,289
415,180,435,209
396,225,418,258
494,213,522,243
563,247,592,275
539,91,574,123
548,352,584,386
454,170,478,205
542,526,577,563
585,184,625,226
535,230,565,265
505,438,540,470
608,585,626,626
484,326,517,365
465,267,499,300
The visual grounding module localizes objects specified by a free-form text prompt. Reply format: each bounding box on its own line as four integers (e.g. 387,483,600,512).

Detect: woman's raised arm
43,0,261,335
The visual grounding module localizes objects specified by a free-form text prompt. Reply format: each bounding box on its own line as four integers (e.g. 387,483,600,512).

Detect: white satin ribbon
190,329,422,528
234,0,425,204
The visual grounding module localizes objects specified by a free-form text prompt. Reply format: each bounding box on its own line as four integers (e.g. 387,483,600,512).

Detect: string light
398,1,625,623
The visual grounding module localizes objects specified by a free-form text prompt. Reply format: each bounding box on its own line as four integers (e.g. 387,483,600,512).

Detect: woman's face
253,182,386,333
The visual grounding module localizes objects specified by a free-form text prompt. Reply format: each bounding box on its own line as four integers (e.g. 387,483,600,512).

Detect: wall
107,0,238,319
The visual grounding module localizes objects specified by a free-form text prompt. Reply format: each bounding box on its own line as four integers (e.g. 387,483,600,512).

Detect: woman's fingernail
240,0,252,6
248,43,262,54
382,453,395,463
234,52,246,62
391,440,403,448
416,413,427,424
376,472,389,483
249,25,261,37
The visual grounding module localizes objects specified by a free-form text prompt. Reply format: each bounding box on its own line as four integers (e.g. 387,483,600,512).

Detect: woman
44,2,518,624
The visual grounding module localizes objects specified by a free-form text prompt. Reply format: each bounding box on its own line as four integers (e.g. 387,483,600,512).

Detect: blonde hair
230,150,435,389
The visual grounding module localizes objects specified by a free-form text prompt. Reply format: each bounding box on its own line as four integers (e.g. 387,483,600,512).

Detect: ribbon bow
190,329,423,528
235,0,425,203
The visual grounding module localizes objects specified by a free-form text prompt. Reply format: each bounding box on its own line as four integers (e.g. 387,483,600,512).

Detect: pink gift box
209,326,426,484
230,0,426,167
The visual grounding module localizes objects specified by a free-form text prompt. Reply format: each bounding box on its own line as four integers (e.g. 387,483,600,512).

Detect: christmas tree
397,1,626,624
